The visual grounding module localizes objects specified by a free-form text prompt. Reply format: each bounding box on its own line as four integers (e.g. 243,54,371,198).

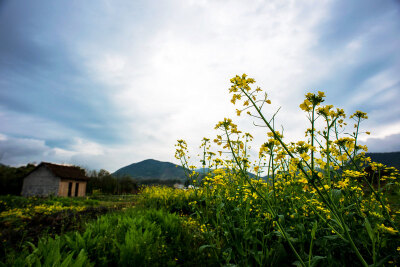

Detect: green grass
3,208,213,266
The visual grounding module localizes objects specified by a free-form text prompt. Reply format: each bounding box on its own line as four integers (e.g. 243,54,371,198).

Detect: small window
75,183,79,197
68,182,73,197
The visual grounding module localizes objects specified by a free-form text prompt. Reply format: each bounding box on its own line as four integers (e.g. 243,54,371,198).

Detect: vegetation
87,169,139,195
0,164,36,195
0,195,135,264
2,208,212,266
1,74,399,266
170,74,400,266
366,152,400,171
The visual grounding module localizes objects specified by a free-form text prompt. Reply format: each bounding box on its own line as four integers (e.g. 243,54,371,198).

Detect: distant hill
366,152,400,170
113,159,187,181
112,152,400,184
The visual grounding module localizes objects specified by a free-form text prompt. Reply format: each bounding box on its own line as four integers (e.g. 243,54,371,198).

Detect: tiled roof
40,162,89,181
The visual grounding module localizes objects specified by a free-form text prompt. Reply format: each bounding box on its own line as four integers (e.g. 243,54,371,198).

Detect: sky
0,0,399,172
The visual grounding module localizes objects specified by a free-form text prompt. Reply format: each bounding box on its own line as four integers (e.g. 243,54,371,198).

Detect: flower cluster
170,74,400,266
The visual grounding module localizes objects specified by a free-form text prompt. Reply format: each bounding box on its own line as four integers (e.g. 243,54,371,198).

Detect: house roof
29,162,89,181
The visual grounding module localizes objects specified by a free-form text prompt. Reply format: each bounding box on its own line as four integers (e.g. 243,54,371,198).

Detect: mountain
113,159,187,181
366,152,400,170
112,152,400,183
195,168,211,174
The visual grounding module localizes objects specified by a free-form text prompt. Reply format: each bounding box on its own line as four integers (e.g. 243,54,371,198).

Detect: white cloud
69,138,105,156
74,0,334,167
0,108,78,141
359,121,400,141
349,70,400,106
360,133,400,153
0,133,7,141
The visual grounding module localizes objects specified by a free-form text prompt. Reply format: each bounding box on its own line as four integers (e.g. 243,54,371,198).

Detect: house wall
58,179,87,197
21,166,60,197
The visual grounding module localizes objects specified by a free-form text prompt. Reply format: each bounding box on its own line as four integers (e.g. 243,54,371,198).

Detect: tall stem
224,128,306,267
311,106,315,174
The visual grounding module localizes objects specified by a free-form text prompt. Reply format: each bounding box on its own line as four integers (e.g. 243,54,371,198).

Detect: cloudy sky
0,0,399,172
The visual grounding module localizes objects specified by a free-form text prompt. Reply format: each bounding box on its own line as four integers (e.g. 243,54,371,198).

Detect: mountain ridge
112,152,400,181
112,159,187,181
365,151,400,170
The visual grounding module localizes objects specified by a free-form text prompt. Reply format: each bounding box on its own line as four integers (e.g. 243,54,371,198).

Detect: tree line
0,163,36,195
0,163,189,196
86,169,139,194
0,164,139,196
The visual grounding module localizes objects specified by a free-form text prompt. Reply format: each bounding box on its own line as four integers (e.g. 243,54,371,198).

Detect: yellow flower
299,99,312,112
350,110,368,120
300,152,310,161
379,224,399,235
337,178,350,189
298,177,308,184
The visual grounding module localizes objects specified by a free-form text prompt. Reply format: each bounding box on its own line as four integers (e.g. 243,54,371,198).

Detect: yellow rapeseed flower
379,224,398,235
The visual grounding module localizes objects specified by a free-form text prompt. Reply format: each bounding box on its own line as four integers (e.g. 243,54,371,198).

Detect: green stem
311,106,315,174
224,128,306,267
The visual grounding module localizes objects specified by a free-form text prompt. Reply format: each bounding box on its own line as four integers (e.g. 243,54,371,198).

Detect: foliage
87,169,139,195
172,74,400,266
136,178,185,187
0,164,36,195
137,186,200,214
0,195,99,212
0,195,132,263
366,152,400,171
4,208,213,266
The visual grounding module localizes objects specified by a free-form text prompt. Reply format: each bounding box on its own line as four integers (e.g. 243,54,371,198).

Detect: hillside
366,151,400,170
112,159,187,181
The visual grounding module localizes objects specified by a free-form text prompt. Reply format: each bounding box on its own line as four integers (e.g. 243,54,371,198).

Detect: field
1,75,400,266
0,194,212,266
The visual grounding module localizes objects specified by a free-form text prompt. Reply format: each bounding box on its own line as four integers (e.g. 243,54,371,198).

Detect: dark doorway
75,183,79,197
68,182,73,197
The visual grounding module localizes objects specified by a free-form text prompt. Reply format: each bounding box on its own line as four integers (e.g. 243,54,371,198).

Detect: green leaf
60,252,74,267
199,244,216,252
364,218,375,242
311,221,318,239
310,256,326,267
331,189,342,205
